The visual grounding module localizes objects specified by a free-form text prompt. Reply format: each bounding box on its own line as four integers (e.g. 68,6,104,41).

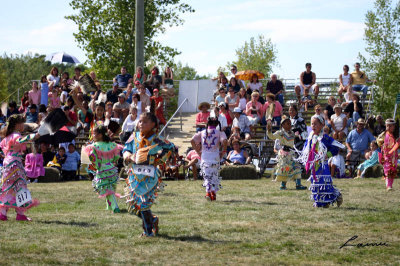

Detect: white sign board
178,80,217,113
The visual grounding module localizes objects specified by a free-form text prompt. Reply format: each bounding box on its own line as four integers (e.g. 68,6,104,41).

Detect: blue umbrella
45,52,80,64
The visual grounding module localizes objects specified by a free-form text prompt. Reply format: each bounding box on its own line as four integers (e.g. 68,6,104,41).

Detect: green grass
1,178,399,265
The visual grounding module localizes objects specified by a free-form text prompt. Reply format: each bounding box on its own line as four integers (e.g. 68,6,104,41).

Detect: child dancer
296,115,344,208
191,117,227,201
123,112,175,237
377,119,399,191
0,114,40,221
267,116,306,190
84,125,123,212
355,140,379,179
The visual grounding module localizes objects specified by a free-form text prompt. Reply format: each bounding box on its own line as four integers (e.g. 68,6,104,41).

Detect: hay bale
220,164,258,180
39,167,61,183
363,165,383,178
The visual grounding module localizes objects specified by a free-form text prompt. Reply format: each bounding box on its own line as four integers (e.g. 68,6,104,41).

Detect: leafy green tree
228,35,278,76
172,62,211,80
0,59,8,102
359,0,400,117
66,0,194,79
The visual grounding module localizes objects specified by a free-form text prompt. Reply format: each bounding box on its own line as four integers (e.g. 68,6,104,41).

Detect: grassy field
0,178,399,265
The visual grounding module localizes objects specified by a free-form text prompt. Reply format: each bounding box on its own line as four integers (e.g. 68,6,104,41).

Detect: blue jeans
352,85,368,98
353,111,361,123
276,94,284,106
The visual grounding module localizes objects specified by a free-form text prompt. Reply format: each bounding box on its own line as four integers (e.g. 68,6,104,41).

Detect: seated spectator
245,92,263,125
7,101,19,118
47,147,66,171
134,66,147,84
60,82,70,105
148,65,163,87
373,115,385,137
24,104,39,131
215,87,227,106
131,93,144,117
0,109,6,128
120,106,138,143
183,149,201,180
301,87,314,112
345,118,375,164
162,66,174,87
232,107,251,140
238,88,248,111
47,67,60,87
105,101,114,121
40,142,55,167
113,93,130,122
66,96,76,112
20,91,30,113
124,83,135,104
77,100,93,134
28,81,41,106
63,106,78,128
228,127,242,143
263,93,283,127
355,140,379,178
38,104,48,125
228,77,241,93
225,87,239,112
226,139,250,165
342,87,354,108
195,102,210,132
246,74,263,97
219,102,233,136
331,104,348,141
294,63,320,103
61,143,80,181
138,84,151,111
62,72,74,85
210,106,227,135
344,93,363,126
338,64,353,100
113,66,133,89
351,62,373,100
266,73,284,105
227,64,245,88
151,89,166,125
324,96,336,126
89,71,98,83
313,105,324,125
215,71,227,89
107,83,122,104
73,67,81,81
48,86,61,111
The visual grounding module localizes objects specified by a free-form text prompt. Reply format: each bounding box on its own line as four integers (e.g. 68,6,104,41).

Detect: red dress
151,96,166,125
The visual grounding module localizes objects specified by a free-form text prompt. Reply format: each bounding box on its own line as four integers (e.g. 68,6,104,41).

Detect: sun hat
233,107,242,113
357,118,366,124
385,118,396,125
333,104,342,110
280,115,291,126
118,93,125,98
218,102,226,108
198,102,211,110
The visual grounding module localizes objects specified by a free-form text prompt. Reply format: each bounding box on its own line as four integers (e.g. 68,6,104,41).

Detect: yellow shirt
351,70,368,85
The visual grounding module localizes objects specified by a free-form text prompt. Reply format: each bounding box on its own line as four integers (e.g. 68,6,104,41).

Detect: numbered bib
133,165,155,177
16,188,32,207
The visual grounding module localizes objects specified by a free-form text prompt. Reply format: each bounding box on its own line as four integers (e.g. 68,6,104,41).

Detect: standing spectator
324,96,336,126
289,105,308,151
113,66,133,89
138,84,151,111
266,73,284,105
245,92,263,125
113,93,130,122
19,91,29,113
40,75,49,107
133,66,146,84
344,93,363,125
225,86,239,112
338,64,353,100
47,67,60,87
331,104,348,141
147,66,162,93
7,101,19,118
263,93,283,127
61,143,80,181
73,67,81,81
227,64,245,88
232,107,251,140
151,89,166,125
28,81,41,105
373,115,385,137
162,66,174,87
346,118,375,163
107,83,122,104
195,102,210,132
215,87,227,106
228,77,241,93
351,63,372,100
120,106,138,142
131,93,144,117
294,63,320,103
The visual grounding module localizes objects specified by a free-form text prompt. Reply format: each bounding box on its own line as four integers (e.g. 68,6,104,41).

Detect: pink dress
380,132,400,179
48,92,61,108
28,90,41,105
25,153,45,179
0,133,39,210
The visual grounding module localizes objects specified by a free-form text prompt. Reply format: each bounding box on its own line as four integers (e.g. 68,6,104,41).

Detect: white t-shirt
248,82,262,92
239,97,247,111
47,74,60,86
344,92,352,103
331,113,348,134
210,111,228,130
122,115,138,132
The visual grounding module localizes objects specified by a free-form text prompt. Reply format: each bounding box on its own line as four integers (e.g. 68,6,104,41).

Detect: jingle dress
192,127,227,194
0,133,39,213
297,132,343,207
378,131,399,188
84,142,123,211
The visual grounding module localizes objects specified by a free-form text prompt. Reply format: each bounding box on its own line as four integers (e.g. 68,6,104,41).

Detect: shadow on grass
340,206,382,212
157,233,238,243
38,220,98,227
220,199,282,206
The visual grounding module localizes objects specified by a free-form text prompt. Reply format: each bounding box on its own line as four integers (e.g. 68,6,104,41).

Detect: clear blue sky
0,0,377,79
